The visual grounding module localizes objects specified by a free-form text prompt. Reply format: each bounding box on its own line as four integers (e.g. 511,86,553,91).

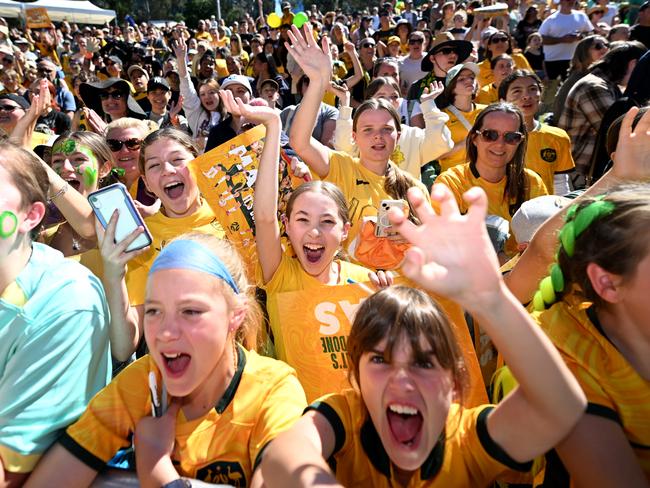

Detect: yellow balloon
267,12,281,28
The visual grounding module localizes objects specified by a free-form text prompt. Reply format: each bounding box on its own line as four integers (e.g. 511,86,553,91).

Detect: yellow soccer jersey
125,200,225,306
534,298,650,479
475,84,499,105
439,104,486,172
60,347,307,486
308,389,532,487
436,163,548,255
525,123,575,194
324,151,431,265
477,53,532,88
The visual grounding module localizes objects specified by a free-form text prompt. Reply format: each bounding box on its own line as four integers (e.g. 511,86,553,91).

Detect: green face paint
83,166,98,187
0,210,18,239
53,139,99,170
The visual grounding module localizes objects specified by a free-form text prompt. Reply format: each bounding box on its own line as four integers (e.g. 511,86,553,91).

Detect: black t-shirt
205,115,237,152
35,110,71,135
373,28,394,44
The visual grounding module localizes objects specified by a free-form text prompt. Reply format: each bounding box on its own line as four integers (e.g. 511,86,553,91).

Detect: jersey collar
215,343,246,414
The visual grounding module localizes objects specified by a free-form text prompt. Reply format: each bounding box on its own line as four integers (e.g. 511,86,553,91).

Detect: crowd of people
0,0,649,487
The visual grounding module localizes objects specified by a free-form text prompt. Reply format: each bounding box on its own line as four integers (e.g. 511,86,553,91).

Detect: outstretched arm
390,185,586,463
285,24,333,179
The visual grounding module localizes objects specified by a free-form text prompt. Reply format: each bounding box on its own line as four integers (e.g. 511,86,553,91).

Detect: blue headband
149,239,240,294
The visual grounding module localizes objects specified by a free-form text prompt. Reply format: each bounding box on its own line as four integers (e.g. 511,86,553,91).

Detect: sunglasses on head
106,138,142,151
0,104,20,112
477,129,523,145
99,90,126,100
491,36,509,44
408,38,424,44
436,47,457,55
362,42,376,48
593,42,608,50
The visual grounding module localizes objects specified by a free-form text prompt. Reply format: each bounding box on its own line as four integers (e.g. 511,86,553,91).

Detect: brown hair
52,131,115,169
347,286,467,401
0,140,49,239
285,180,350,224
466,103,529,216
557,184,650,307
352,98,421,223
365,76,401,100
165,232,262,350
139,127,199,174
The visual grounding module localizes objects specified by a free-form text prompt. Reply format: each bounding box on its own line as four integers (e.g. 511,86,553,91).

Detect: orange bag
351,220,409,270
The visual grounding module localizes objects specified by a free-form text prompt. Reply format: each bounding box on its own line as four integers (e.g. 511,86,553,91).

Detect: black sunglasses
408,38,424,45
106,138,142,151
436,47,458,55
362,42,376,48
477,129,523,145
0,105,20,112
99,91,126,100
593,42,609,50
490,36,509,44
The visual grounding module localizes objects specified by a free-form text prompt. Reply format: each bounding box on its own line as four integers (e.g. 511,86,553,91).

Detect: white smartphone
89,183,153,252
375,199,409,238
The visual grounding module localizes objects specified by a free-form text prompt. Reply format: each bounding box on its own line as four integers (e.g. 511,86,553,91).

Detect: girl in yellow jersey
436,103,548,256
219,90,390,402
27,233,307,488
476,31,532,88
96,128,226,363
436,62,487,172
528,183,650,486
261,184,586,488
285,24,431,272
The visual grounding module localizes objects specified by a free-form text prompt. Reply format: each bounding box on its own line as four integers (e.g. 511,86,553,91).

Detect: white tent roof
0,0,116,25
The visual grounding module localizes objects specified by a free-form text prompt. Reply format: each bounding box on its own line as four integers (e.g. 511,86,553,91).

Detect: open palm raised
285,24,333,83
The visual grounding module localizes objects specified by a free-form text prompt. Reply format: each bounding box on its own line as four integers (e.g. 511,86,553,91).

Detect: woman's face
100,87,128,120
253,57,266,76
0,98,25,133
588,38,609,63
488,34,510,56
144,269,239,400
359,332,454,472
106,127,145,185
504,76,541,119
528,35,542,49
199,56,215,77
493,59,514,85
285,191,350,283
373,85,401,111
0,73,18,91
142,138,200,218
353,108,400,165
199,84,219,111
51,140,106,197
452,69,476,97
472,111,522,174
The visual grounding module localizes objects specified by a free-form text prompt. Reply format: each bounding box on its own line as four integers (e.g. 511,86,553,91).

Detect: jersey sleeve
0,309,110,473
59,358,152,471
551,128,575,174
305,393,354,459
248,369,308,470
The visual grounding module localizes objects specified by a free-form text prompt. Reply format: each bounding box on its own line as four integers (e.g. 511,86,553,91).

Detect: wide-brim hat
79,78,146,120
421,32,473,72
394,18,413,35
445,62,480,87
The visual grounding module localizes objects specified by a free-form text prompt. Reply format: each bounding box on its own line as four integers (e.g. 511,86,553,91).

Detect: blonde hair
105,117,155,137
168,232,262,350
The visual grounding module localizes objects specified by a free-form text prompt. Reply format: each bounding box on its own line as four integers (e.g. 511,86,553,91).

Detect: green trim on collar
214,343,246,414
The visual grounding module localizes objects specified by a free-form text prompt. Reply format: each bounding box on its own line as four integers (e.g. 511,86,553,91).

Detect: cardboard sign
190,125,303,278
25,8,53,29
273,278,487,406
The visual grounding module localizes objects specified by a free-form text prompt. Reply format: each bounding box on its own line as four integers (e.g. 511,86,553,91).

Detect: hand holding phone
375,199,409,238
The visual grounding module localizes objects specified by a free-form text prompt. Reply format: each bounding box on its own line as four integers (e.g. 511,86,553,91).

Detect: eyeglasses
408,38,424,45
362,42,376,48
477,129,523,145
593,42,609,50
436,47,458,56
99,91,126,100
106,138,142,151
0,105,20,112
490,37,509,44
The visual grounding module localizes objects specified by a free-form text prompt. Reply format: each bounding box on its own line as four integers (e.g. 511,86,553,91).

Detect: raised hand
285,23,333,83
611,106,650,182
326,81,350,107
219,89,279,125
420,81,444,104
169,95,184,118
388,184,503,311
171,37,187,62
95,211,149,282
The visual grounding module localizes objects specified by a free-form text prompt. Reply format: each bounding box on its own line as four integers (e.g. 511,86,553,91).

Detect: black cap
0,93,30,110
147,76,170,92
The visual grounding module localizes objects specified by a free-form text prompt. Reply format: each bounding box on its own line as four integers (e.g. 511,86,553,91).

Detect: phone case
89,183,153,252
375,200,409,238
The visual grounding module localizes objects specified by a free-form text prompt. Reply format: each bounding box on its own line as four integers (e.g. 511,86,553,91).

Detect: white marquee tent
0,0,116,25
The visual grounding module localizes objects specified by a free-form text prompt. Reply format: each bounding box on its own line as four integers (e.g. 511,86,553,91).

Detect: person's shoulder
538,123,571,140
241,349,302,386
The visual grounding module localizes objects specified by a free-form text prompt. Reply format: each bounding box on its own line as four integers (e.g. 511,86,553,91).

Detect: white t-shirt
538,11,593,61
399,55,427,95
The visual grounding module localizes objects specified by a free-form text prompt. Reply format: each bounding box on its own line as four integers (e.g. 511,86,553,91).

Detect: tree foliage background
94,0,369,25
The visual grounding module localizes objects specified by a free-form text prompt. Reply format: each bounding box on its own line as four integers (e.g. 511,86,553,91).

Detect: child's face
359,333,454,471
51,141,102,197
144,269,238,400
142,138,200,218
286,191,350,283
352,109,400,164
505,76,541,118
